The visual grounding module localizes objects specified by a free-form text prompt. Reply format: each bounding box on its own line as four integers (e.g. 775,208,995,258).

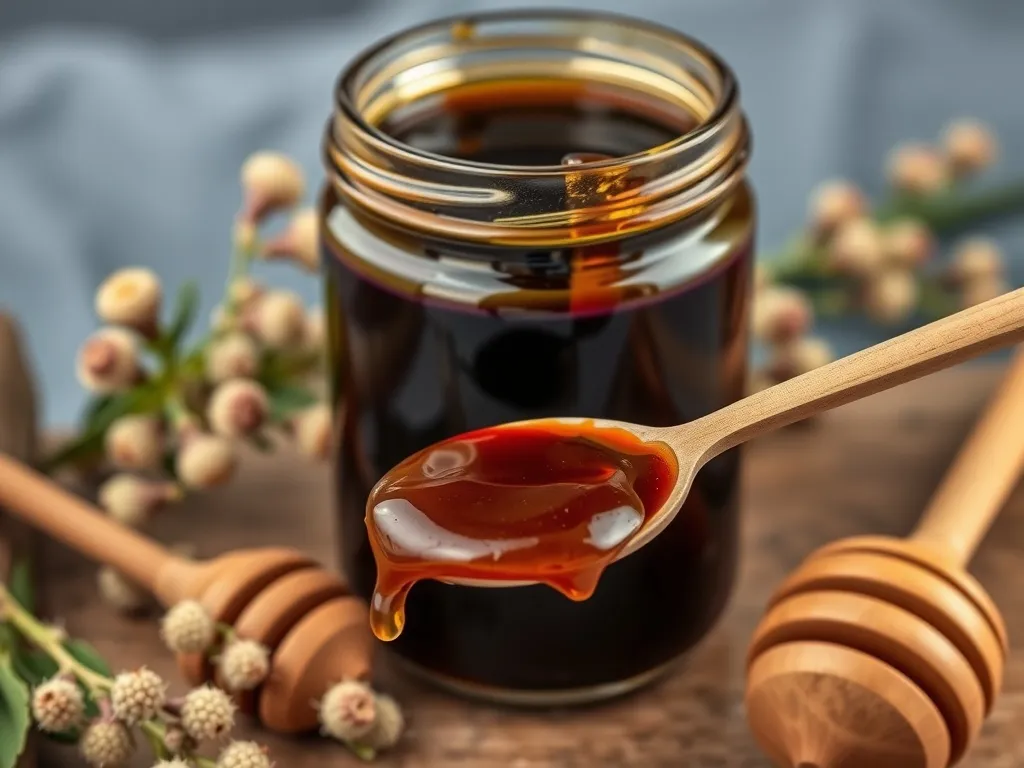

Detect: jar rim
324,9,750,246
334,9,738,175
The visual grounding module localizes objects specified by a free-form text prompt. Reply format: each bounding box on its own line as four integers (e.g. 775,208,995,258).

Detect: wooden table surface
34,364,1024,767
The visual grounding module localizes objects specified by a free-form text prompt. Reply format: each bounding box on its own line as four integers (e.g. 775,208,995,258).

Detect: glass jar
321,10,754,705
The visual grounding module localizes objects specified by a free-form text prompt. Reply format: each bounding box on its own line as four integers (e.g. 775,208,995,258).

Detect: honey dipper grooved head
746,536,1008,768
164,547,373,734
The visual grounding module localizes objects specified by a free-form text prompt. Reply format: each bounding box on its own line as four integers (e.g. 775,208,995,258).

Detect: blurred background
1,0,1023,426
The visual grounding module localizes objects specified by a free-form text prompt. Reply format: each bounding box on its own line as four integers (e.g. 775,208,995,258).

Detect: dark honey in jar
321,11,754,704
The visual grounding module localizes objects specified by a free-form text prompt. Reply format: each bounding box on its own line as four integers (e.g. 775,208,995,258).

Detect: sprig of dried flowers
38,152,332,614
0,579,404,767
750,118,1022,393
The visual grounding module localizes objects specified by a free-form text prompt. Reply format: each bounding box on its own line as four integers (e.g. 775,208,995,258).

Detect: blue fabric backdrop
1,0,1022,425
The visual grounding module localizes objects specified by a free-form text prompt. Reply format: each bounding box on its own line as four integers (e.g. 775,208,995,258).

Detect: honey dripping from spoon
365,421,677,641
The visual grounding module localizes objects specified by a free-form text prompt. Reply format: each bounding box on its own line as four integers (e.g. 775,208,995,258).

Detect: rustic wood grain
33,363,1024,767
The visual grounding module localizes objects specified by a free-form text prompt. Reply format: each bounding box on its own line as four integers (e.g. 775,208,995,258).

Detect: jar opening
325,10,749,246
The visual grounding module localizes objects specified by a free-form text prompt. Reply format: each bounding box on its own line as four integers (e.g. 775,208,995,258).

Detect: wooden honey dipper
0,455,373,734
745,349,1024,768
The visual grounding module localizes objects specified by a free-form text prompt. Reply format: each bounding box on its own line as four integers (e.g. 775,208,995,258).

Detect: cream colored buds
886,144,949,195
95,267,162,333
752,286,812,344
942,119,997,176
105,414,165,470
207,379,269,438
262,207,319,272
865,269,918,324
828,218,884,277
205,333,260,383
240,151,305,220
808,180,866,233
76,328,140,394
98,475,180,527
293,403,332,460
176,434,236,489
882,219,933,267
253,290,305,348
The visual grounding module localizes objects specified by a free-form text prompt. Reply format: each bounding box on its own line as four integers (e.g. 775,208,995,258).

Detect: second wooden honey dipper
745,350,1024,768
0,454,373,734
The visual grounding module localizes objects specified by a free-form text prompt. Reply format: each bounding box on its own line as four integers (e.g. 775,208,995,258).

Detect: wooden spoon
745,346,1024,768
0,456,373,734
440,286,1024,587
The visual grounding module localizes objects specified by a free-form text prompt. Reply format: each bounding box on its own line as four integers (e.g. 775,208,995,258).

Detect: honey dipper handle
0,453,173,592
686,287,1024,459
910,347,1024,565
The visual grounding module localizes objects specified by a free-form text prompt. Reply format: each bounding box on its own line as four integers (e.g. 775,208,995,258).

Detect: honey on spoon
366,286,1024,640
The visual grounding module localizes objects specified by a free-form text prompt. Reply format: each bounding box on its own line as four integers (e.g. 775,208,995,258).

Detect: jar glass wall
321,10,755,704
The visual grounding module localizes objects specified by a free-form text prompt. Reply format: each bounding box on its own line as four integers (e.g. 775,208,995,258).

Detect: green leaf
81,395,116,432
7,560,33,616
167,280,200,349
40,384,167,473
0,651,30,768
267,385,318,422
62,640,112,677
10,649,56,688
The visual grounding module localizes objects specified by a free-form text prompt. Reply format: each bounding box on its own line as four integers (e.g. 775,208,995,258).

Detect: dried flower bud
262,207,319,272
217,741,273,768
161,600,216,654
181,685,236,742
949,237,1004,283
302,307,324,353
882,219,933,267
80,719,133,767
253,290,305,349
319,680,377,742
229,278,265,308
240,151,305,220
961,275,1010,309
207,379,269,438
886,144,949,195
95,267,162,333
751,286,812,344
864,269,918,325
176,434,236,489
808,180,865,233
105,415,165,470
365,694,404,751
97,567,151,614
206,333,260,383
942,119,997,176
31,677,85,732
767,337,835,381
76,328,139,394
110,667,167,725
218,639,271,691
99,475,180,528
293,404,333,460
828,218,884,277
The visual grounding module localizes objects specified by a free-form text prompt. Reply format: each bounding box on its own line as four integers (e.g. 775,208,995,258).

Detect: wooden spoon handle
689,287,1024,459
0,453,173,593
909,348,1024,565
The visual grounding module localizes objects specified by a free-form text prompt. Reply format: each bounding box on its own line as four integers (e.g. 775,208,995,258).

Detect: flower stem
0,584,109,694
